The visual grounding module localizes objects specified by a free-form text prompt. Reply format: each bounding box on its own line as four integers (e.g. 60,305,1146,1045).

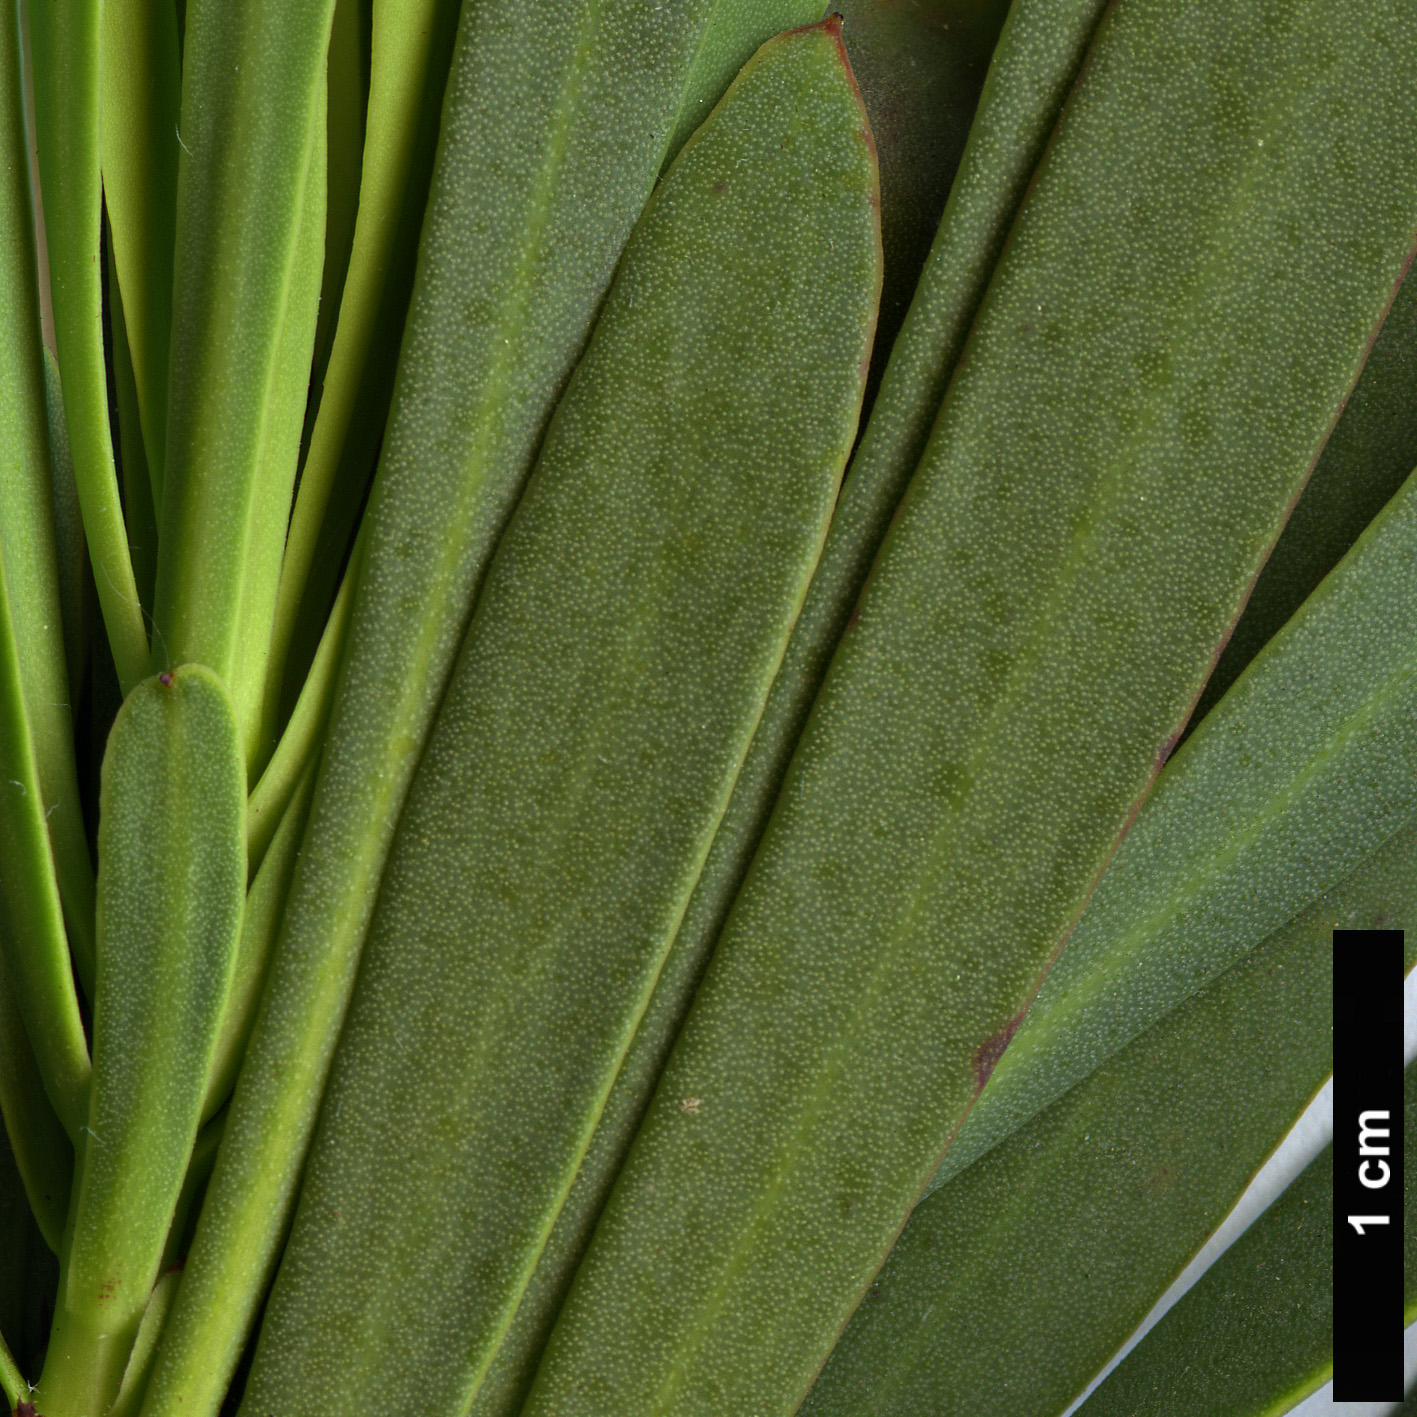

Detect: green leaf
637,0,1115,1155
100,0,182,505
303,0,367,425
227,59,328,775
134,7,832,1416
261,0,461,751
237,21,879,1415
28,0,149,694
0,0,96,1003
797,859,1334,1415
108,225,159,621
662,0,827,165
520,1,1417,1409
38,665,243,1417
151,0,334,748
1071,1053,1417,1417
937,460,1417,1198
41,347,87,721
1191,260,1417,732
1068,1139,1336,1417
0,538,89,1141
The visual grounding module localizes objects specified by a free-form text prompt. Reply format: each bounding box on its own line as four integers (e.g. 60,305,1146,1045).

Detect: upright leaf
616,0,1116,1228
100,0,182,504
0,0,96,999
28,0,149,692
38,666,243,1417
260,0,462,751
151,0,335,753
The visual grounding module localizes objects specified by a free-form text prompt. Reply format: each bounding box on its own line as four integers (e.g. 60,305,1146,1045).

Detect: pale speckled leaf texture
41,666,244,1417
1071,1057,1417,1417
2,3,1417,1416
235,22,880,1417
520,0,1417,1411
797,844,1346,1416
929,455,1417,1200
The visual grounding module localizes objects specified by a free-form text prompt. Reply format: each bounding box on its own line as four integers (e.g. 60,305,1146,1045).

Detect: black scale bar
1333,928,1405,1401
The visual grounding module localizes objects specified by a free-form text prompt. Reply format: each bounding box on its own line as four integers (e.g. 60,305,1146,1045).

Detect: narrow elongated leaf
0,543,88,1141
152,0,334,750
228,66,327,776
108,229,159,619
38,666,243,1417
261,0,461,747
1070,1145,1336,1417
304,0,366,419
0,0,95,999
1190,263,1417,729
803,818,1417,1414
101,0,182,502
138,8,832,1416
239,24,879,1416
1076,1051,1417,1417
605,0,1114,1236
934,460,1417,1197
28,0,149,693
41,348,86,719
522,2,1417,1410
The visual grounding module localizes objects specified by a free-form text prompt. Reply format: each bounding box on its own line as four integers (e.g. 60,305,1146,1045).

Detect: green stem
37,1299,140,1417
206,756,319,1122
0,1323,25,1412
107,1269,180,1417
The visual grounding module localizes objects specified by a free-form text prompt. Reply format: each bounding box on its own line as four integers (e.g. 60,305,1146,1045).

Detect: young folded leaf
237,20,880,1416
521,0,1417,1409
38,666,243,1417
